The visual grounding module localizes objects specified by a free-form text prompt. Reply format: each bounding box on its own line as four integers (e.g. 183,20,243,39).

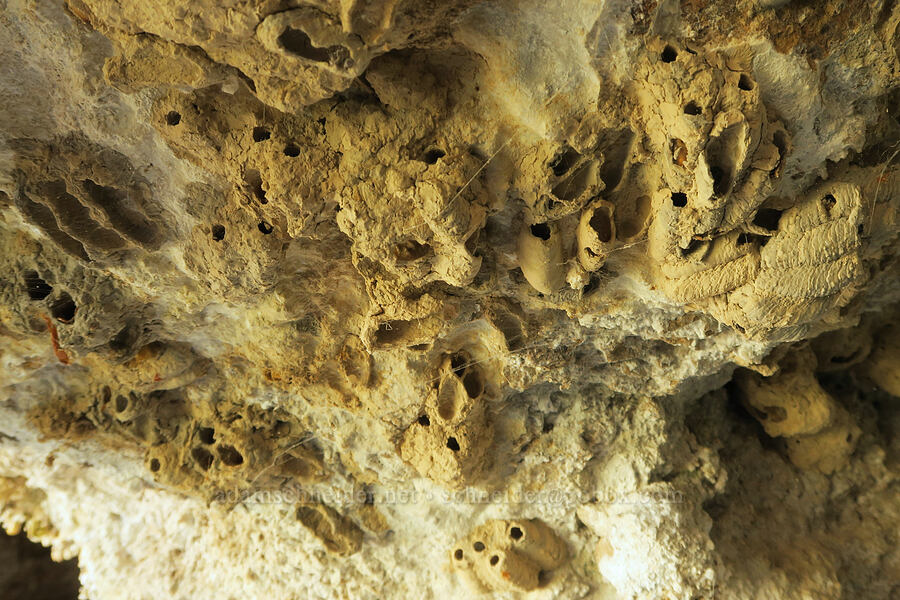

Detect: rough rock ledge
0,0,898,598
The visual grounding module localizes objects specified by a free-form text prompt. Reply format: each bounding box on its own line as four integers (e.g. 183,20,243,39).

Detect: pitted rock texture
0,0,899,599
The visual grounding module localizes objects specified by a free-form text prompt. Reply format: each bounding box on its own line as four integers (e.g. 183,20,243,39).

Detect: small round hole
165,111,181,126
671,192,688,207
454,549,464,560
149,458,160,472
509,526,523,540
192,447,214,471
446,437,460,452
198,427,215,445
23,271,52,300
217,445,244,466
258,221,274,234
753,208,782,231
530,223,551,240
490,555,499,566
661,45,677,62
417,415,430,426
549,146,580,176
50,293,77,323
211,224,225,241
473,541,485,552
115,395,128,413
684,101,702,116
449,352,468,374
252,127,271,142
423,149,445,164
283,143,301,157
738,73,755,91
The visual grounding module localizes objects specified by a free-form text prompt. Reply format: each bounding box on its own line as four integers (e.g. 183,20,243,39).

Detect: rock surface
0,0,898,598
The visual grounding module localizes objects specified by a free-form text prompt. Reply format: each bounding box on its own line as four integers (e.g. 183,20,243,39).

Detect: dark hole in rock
552,160,598,201
252,127,271,142
737,233,752,245
283,143,301,157
24,270,52,300
753,208,782,231
244,169,267,204
417,415,430,426
50,293,76,323
822,194,837,213
374,319,416,347
707,122,742,197
549,146,580,176
198,427,215,445
661,45,678,62
473,541,485,551
671,192,687,207
115,395,128,413
510,526,523,540
109,324,136,353
589,207,613,242
462,368,484,399
710,166,727,196
450,352,468,374
423,149,445,164
218,445,244,466
446,436,460,452
454,549,464,560
738,73,755,91
165,111,181,126
598,129,634,190
273,421,291,437
681,238,708,258
277,26,350,67
149,458,160,472
211,224,225,241
531,223,551,240
684,101,702,115
490,555,500,566
258,221,274,234
394,239,431,262
192,447,214,470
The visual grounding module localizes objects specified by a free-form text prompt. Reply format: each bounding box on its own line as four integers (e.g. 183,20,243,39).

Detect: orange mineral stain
41,313,70,365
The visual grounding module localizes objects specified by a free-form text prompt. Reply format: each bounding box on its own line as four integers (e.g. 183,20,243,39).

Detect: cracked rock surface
1,0,898,598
